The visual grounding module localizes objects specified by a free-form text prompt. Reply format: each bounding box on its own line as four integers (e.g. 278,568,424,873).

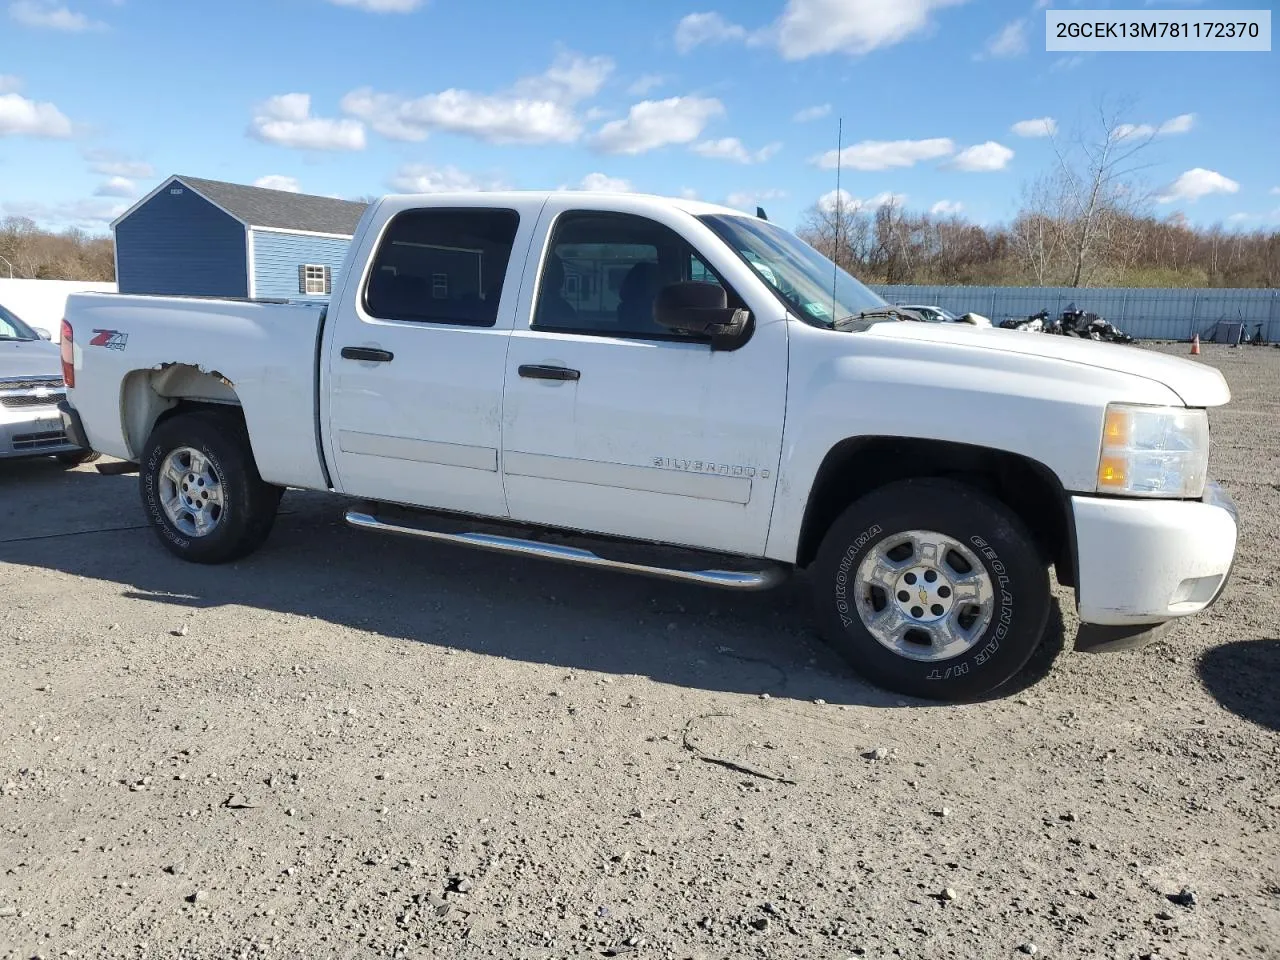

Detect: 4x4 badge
89,329,128,351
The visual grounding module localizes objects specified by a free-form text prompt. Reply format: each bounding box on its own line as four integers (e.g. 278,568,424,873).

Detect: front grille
0,377,65,409
12,429,68,450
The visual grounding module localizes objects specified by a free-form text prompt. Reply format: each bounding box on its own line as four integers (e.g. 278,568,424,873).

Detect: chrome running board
344,509,787,591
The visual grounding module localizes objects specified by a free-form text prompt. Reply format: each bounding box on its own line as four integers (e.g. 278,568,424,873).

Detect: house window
299,264,331,296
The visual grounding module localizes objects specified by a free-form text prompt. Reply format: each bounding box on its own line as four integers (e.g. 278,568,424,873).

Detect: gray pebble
1167,887,1197,907
0,905,17,918
1018,944,1037,956
865,747,889,761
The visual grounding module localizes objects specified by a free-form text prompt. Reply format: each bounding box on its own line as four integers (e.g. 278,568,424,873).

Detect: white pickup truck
58,191,1238,701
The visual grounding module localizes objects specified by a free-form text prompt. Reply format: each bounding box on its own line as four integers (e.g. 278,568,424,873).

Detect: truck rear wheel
140,410,282,564
809,478,1050,701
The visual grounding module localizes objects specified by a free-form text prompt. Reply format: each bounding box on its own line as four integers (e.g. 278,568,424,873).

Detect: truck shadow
1197,638,1280,732
0,469,1066,708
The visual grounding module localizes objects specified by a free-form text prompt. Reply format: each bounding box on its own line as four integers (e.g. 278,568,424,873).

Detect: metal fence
869,284,1280,342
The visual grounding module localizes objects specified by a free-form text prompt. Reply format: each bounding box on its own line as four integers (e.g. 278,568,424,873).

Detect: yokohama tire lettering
834,525,882,627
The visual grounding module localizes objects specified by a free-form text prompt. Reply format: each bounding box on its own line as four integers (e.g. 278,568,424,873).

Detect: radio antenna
831,116,842,324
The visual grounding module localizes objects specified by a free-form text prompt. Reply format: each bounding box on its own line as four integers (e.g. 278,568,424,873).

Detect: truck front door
499,200,788,557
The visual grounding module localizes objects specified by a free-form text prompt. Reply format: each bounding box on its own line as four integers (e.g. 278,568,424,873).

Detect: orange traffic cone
1190,333,1200,355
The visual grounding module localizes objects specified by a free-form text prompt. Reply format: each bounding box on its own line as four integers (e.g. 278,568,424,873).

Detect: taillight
59,318,74,388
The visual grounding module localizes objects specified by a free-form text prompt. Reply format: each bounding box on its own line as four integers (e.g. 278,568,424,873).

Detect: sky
0,0,1276,235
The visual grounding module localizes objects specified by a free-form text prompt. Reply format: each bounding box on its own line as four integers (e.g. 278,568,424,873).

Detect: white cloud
692,137,781,164
947,141,1014,172
1113,123,1155,140
1051,55,1085,71
1011,116,1057,138
817,188,854,214
590,96,724,155
627,74,666,96
326,0,423,10
85,150,154,178
570,172,634,192
2,196,126,228
978,18,1027,58
675,12,748,53
388,163,505,194
8,0,104,30
930,199,964,215
1226,213,1252,224
793,103,831,123
0,91,73,138
774,0,966,59
341,52,610,146
249,93,366,151
339,89,433,142
338,89,429,142
1158,112,1195,135
254,175,301,192
1115,112,1196,140
726,188,787,211
817,188,903,214
0,75,20,94
398,91,580,145
680,187,699,199
94,176,135,197
1158,168,1240,203
513,51,614,104
1270,187,1280,196
867,190,906,208
813,137,954,171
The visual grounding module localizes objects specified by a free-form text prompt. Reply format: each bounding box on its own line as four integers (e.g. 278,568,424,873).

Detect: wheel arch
120,364,243,459
794,436,1076,588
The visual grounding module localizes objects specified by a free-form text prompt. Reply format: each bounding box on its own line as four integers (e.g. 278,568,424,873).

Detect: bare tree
1043,98,1159,287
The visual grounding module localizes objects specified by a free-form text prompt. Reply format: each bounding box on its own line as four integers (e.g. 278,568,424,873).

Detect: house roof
177,176,369,234
112,174,369,236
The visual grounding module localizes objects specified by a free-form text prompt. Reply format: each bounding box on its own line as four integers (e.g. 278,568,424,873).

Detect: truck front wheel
810,478,1050,701
140,410,282,564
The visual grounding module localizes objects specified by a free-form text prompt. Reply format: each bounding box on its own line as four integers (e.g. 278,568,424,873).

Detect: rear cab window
363,208,520,327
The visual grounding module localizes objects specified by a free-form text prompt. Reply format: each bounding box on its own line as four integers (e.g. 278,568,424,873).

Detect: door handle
518,364,580,381
341,346,394,362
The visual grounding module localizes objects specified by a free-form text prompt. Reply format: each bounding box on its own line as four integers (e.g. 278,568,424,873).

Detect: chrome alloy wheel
853,530,995,662
158,446,225,538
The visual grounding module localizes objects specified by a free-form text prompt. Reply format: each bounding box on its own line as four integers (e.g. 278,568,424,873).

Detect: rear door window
364,208,520,327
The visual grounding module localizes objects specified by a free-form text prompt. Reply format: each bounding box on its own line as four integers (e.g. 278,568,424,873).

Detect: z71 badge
89,329,128,351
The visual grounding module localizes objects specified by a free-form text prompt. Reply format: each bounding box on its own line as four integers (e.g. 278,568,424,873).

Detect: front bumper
0,401,82,460
1072,480,1238,631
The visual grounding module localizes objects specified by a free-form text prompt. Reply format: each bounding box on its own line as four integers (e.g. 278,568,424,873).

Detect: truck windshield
697,214,887,327
0,303,39,341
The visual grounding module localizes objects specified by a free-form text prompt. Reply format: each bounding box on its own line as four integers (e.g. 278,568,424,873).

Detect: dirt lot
1,343,1277,960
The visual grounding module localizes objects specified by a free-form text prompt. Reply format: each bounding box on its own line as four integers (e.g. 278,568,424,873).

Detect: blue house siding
115,182,248,297
251,229,353,301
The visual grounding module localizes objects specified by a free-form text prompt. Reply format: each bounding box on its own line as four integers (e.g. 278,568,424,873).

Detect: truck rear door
321,199,543,516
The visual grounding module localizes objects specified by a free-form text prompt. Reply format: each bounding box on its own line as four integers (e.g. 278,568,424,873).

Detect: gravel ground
1,342,1277,960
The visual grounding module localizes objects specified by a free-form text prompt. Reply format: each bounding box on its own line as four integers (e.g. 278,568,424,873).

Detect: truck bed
64,292,330,491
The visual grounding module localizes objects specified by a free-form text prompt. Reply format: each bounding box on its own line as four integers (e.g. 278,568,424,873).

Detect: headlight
1096,403,1209,498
